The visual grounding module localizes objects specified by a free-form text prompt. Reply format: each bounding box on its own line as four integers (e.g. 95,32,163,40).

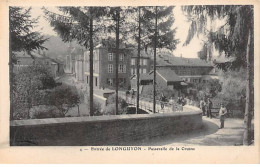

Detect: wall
10,109,202,146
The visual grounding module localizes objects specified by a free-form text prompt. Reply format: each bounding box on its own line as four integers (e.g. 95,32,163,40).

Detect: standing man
219,103,227,129
206,98,213,118
200,98,206,116
160,93,166,109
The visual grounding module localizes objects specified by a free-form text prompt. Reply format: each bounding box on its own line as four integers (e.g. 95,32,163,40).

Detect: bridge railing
125,96,183,113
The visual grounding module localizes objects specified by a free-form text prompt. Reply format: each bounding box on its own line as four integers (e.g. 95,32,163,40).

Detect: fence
125,95,183,113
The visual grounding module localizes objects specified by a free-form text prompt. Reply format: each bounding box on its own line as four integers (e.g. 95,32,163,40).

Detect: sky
30,6,205,58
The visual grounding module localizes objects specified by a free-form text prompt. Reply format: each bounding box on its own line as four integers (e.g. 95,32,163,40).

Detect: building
130,51,151,75
154,52,215,84
13,51,63,78
75,50,85,82
84,44,132,90
130,69,184,98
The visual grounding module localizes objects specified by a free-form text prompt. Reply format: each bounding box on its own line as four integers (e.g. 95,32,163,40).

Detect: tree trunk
89,12,94,116
77,104,80,116
243,29,252,145
115,9,120,115
153,6,158,113
136,7,141,114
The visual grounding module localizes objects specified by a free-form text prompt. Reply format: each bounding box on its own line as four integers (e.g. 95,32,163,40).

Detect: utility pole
89,9,94,116
153,6,158,113
136,7,141,114
115,9,120,115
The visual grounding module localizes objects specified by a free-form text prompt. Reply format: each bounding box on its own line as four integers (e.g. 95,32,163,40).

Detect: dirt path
131,117,245,146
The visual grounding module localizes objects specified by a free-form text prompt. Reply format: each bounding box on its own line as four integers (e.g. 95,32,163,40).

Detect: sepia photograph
0,0,259,164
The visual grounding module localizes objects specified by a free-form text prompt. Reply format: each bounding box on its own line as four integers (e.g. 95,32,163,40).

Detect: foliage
216,68,246,105
12,64,56,119
107,94,128,115
197,43,208,60
9,7,48,62
193,79,222,98
182,5,254,144
42,6,108,116
84,94,102,116
49,85,80,117
29,105,63,119
103,104,126,115
141,84,176,100
182,5,253,68
140,6,179,51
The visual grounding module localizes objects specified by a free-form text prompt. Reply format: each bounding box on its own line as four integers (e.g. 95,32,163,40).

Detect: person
160,93,166,109
169,97,174,105
130,88,135,99
200,99,206,116
177,97,182,104
206,98,213,118
219,103,227,129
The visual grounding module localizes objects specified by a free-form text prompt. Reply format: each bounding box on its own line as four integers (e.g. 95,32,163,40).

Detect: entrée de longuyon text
88,147,195,151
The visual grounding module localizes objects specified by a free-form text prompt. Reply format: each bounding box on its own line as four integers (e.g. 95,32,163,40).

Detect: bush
83,91,102,116
29,105,63,119
102,104,126,115
49,85,80,117
12,64,57,120
107,94,128,109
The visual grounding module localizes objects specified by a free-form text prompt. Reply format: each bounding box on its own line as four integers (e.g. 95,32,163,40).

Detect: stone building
84,44,132,90
13,51,63,79
130,51,151,75
154,53,216,84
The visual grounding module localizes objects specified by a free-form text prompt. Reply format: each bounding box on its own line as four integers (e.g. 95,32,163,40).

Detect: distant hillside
42,35,82,61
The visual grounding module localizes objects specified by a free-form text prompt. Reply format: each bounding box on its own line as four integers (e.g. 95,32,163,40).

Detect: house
130,69,185,98
84,44,132,90
130,51,152,75
13,51,35,72
13,51,63,79
75,49,85,82
153,52,215,84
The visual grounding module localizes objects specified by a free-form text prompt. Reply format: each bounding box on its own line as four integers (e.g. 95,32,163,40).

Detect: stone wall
10,109,202,146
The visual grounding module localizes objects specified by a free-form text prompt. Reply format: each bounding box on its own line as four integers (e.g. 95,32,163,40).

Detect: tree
12,64,56,119
49,85,80,117
43,7,107,116
131,6,179,113
182,5,254,145
9,7,48,119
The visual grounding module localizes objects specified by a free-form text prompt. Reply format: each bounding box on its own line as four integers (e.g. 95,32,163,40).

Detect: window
108,64,113,73
123,65,126,73
95,77,98,86
131,58,135,65
86,76,89,84
143,68,147,74
143,59,147,65
139,68,142,74
139,59,143,65
108,53,113,61
119,54,124,61
119,64,124,73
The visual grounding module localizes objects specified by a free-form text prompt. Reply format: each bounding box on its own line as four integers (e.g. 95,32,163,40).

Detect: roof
130,73,153,81
156,69,182,83
132,69,182,83
155,53,213,67
13,51,32,58
131,50,151,58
